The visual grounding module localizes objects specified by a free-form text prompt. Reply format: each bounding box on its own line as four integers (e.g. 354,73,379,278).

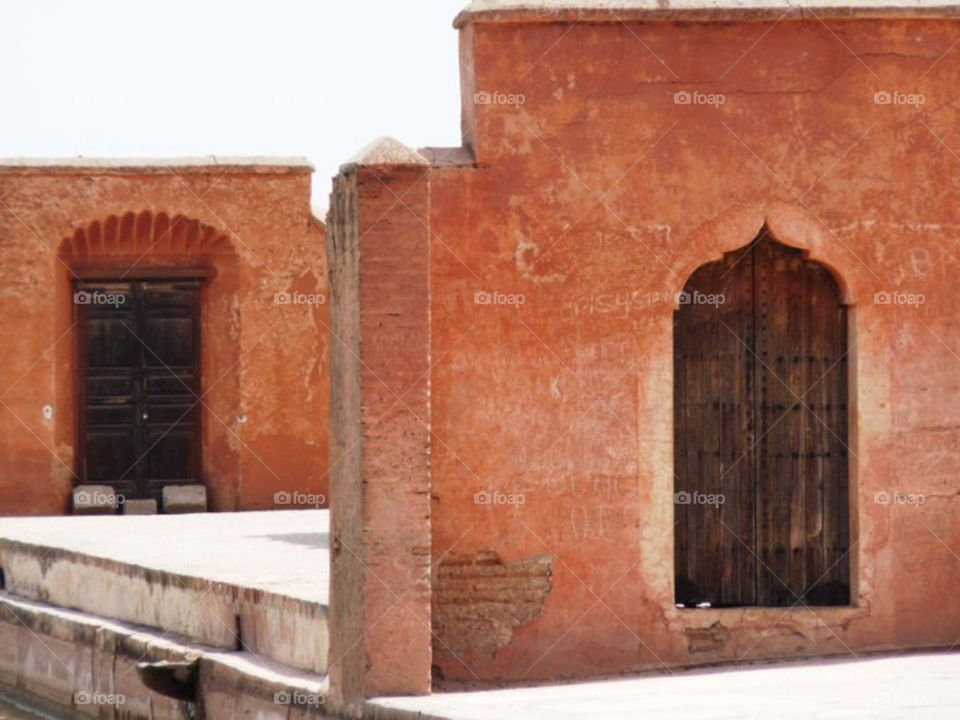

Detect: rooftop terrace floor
0,509,329,605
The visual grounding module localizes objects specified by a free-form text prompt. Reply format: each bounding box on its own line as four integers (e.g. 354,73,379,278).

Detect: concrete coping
339,139,478,174
454,0,960,26
0,156,314,174
341,136,429,172
420,146,478,168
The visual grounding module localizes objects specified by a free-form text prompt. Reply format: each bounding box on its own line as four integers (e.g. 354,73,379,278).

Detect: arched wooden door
674,230,850,607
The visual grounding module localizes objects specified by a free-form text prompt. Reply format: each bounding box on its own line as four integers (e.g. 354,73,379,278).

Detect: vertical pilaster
326,138,432,714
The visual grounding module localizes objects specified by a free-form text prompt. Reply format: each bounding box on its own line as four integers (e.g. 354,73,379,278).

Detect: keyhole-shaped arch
674,227,851,607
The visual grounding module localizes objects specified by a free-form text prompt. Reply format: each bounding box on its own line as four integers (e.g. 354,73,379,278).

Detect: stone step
71,485,121,515
163,484,208,514
0,592,330,719
71,484,209,515
123,498,158,515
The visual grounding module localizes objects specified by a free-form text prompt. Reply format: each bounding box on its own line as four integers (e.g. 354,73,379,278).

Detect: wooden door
674,232,849,607
77,279,202,503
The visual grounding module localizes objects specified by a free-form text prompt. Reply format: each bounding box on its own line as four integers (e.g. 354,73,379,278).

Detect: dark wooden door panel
675,232,849,607
675,246,757,606
753,239,849,605
145,427,198,487
76,278,202,504
144,318,195,367
85,320,138,368
140,281,201,493
84,429,137,489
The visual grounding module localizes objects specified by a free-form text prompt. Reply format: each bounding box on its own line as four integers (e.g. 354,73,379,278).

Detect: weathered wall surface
0,161,328,513
423,16,960,683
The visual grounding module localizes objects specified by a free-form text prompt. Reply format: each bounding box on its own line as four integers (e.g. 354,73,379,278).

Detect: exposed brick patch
684,621,732,654
433,551,553,657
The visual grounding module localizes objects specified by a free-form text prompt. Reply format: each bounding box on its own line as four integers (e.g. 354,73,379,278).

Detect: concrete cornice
0,156,314,174
454,0,960,27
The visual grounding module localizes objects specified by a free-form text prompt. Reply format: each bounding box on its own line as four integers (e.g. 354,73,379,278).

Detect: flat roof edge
454,3,960,27
0,156,314,174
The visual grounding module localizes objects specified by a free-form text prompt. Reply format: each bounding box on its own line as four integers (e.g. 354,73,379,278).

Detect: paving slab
369,652,960,720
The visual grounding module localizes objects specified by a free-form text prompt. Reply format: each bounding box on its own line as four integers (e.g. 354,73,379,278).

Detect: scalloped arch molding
59,210,233,258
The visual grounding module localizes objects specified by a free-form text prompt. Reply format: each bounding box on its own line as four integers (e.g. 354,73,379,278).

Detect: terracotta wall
0,161,328,514
420,15,960,683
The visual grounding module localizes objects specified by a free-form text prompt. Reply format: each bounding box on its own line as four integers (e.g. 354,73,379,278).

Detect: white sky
1,0,468,211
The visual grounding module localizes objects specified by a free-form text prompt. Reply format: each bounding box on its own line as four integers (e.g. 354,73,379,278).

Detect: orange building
4,1,960,713
0,158,329,514
326,0,960,710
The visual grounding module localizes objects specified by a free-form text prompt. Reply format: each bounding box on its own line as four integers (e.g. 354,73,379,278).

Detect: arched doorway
58,210,238,508
674,228,850,607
